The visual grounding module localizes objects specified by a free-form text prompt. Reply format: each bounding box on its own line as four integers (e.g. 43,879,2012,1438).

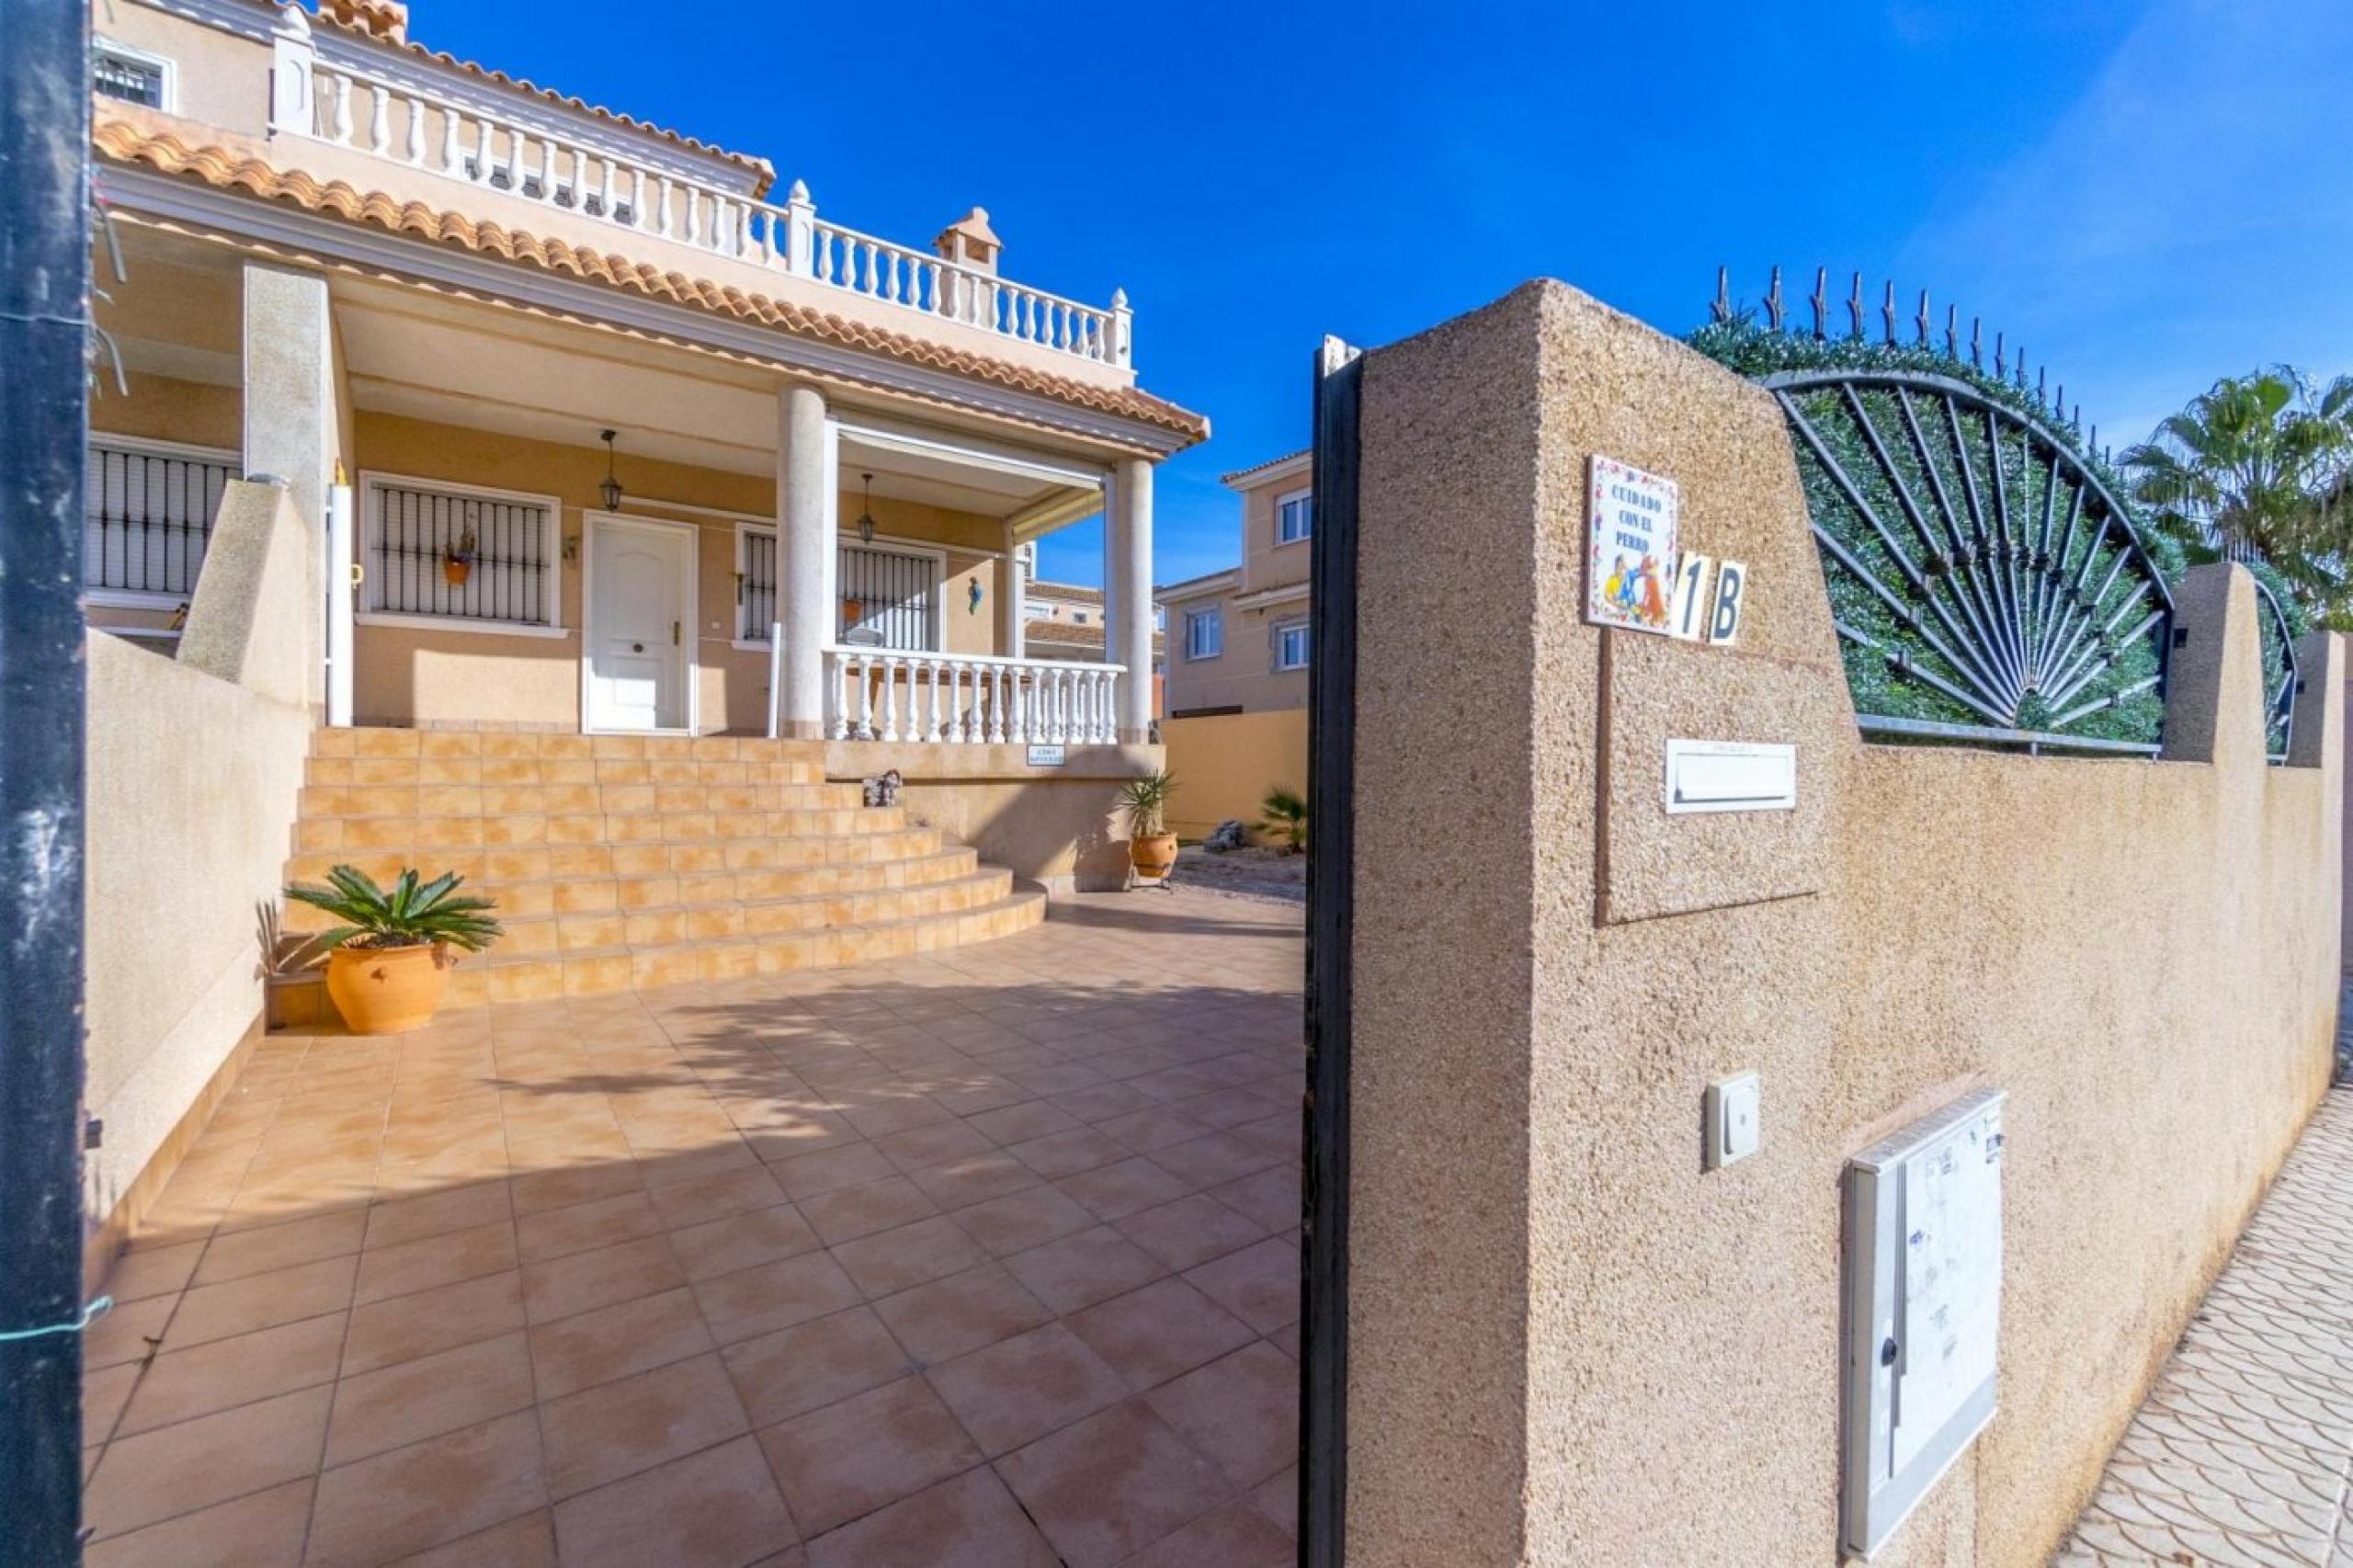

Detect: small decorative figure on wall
861,769,903,809
969,579,983,615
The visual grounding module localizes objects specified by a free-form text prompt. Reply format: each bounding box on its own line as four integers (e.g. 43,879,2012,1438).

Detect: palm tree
2120,368,2353,623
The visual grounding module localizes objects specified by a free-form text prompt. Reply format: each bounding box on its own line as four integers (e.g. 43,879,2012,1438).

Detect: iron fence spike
1916,289,1932,347
1811,266,1828,340
1767,266,1784,332
1848,270,1865,339
1712,265,1731,324
1883,279,1898,346
1971,315,1983,368
1946,303,1959,358
1994,330,2006,380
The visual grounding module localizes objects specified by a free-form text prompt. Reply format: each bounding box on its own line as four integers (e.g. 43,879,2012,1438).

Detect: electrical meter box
1840,1087,2006,1558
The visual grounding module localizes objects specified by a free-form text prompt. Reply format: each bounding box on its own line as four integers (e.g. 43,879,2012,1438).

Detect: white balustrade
278,57,1132,367
824,649,1122,745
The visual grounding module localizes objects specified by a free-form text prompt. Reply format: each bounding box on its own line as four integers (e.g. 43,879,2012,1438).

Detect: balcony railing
825,648,1122,745
271,44,1132,369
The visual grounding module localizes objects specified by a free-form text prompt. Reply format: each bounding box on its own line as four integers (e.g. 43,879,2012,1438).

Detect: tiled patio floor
80,887,1305,1568
2057,1086,2353,1566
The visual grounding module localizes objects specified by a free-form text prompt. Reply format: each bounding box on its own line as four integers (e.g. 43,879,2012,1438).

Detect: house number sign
1586,454,1748,646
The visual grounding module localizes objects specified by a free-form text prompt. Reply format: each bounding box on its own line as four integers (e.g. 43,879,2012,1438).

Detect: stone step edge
270,887,1049,1002
275,867,1015,934
277,846,983,888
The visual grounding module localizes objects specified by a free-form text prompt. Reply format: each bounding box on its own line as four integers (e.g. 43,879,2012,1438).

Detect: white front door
586,515,693,732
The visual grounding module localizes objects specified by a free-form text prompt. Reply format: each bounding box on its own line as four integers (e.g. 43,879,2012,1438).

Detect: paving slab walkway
2058,1087,2353,1566
79,886,1304,1568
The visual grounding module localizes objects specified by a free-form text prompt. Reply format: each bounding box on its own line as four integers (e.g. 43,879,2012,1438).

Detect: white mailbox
1664,739,1796,814
1841,1088,2006,1558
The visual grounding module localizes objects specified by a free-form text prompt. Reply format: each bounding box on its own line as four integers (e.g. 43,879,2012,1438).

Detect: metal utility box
1840,1088,2006,1558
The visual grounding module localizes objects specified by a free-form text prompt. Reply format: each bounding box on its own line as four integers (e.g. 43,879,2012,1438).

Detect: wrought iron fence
84,438,234,598
2251,576,2299,762
366,479,555,626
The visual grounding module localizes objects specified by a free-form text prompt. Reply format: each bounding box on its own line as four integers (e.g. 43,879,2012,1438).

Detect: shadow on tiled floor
81,887,1304,1568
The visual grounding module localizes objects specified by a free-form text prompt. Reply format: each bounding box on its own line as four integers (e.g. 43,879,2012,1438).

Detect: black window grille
838,544,935,652
85,441,234,597
368,481,555,626
94,49,165,108
740,528,778,640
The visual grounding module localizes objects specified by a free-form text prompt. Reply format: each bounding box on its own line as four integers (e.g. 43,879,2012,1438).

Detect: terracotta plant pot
1130,833,1179,879
442,559,472,586
325,942,453,1034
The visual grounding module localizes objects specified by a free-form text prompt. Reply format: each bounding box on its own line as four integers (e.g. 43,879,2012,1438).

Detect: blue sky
425,0,2353,587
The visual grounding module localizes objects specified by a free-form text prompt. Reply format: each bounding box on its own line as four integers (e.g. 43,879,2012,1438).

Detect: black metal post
1300,335,1360,1568
0,0,94,1562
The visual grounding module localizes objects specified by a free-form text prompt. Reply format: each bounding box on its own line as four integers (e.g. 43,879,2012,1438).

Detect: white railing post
330,73,354,145
856,654,875,740
438,108,460,175
268,4,316,137
1109,289,1134,369
403,95,425,165
365,82,388,153
767,623,784,740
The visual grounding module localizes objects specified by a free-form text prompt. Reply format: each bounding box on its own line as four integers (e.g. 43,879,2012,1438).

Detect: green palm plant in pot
283,866,501,1034
1117,769,1180,882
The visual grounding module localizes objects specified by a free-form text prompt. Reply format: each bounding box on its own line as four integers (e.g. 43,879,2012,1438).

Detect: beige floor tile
529,1285,715,1399
385,1510,555,1567
343,1269,527,1376
85,1385,332,1540
800,1466,1059,1568
666,1203,822,1281
1002,1225,1168,1315
539,1351,748,1499
755,1375,981,1538
870,1261,1055,1368
996,1400,1234,1568
1143,1341,1300,1488
551,1436,796,1568
519,1234,683,1325
324,1331,536,1467
82,1478,313,1568
830,1215,986,1299
164,1255,357,1348
305,1409,548,1568
356,1220,519,1304
1065,1278,1256,1394
923,1323,1127,1457
117,1312,347,1437
691,1251,862,1346
720,1305,915,1428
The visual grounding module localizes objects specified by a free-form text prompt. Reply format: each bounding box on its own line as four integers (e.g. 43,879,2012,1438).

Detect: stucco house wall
1343,280,2344,1567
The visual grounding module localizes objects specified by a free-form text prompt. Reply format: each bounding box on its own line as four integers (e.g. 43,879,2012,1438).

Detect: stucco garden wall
1344,280,2344,1567
1161,710,1308,839
83,482,314,1277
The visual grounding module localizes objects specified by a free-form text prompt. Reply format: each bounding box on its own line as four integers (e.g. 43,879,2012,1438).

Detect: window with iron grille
738,527,779,641
85,437,236,601
837,542,938,652
94,41,169,109
362,476,561,630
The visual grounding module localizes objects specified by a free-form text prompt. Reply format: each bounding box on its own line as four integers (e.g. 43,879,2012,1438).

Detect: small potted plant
1260,786,1308,854
284,866,501,1034
1117,769,1179,882
442,528,478,586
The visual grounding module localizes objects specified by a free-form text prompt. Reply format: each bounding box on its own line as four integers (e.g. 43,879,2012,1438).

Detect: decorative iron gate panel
739,528,778,639
1763,368,2177,754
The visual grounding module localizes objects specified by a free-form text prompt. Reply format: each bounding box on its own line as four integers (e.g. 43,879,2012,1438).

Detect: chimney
933,208,1002,277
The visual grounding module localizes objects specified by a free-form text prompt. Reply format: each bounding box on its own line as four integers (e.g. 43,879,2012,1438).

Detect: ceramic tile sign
1587,455,1680,634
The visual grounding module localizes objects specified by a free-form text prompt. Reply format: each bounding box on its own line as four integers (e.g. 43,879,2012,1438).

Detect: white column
777,382,832,739
1106,456,1155,742
996,535,1028,660
243,262,336,718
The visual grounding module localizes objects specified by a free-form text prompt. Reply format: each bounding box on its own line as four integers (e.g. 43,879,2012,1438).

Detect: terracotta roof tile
93,117,1209,447
311,0,776,191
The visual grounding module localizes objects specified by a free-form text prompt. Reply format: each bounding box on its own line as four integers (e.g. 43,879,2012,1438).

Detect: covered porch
85,223,1161,747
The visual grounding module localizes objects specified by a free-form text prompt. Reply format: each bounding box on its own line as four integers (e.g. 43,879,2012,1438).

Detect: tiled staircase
277,727,1043,1007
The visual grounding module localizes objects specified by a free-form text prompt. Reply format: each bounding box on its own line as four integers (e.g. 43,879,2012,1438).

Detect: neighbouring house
75,0,1205,1271
1157,450,1311,835
1158,449,1313,718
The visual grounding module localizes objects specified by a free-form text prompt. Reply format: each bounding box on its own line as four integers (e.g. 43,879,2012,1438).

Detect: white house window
1184,606,1223,661
361,474,562,631
1275,620,1311,670
85,436,237,603
93,40,172,110
1025,598,1055,619
1275,488,1313,545
1071,609,1089,625
738,525,779,641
